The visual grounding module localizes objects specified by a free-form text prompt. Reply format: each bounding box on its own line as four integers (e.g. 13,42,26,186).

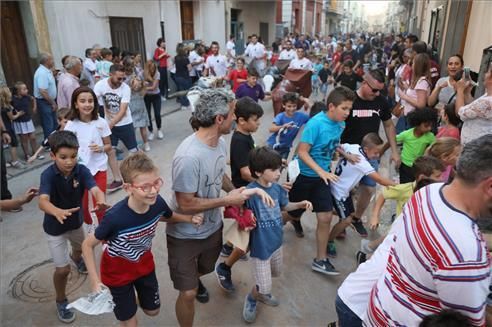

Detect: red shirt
437,125,460,140
153,47,170,68
229,69,248,93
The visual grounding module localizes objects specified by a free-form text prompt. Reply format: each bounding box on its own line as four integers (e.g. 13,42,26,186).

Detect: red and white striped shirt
365,183,491,326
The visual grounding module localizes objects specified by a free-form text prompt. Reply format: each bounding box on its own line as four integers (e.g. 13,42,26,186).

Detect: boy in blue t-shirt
266,92,310,160
38,131,108,323
82,153,203,325
242,147,312,323
283,86,356,276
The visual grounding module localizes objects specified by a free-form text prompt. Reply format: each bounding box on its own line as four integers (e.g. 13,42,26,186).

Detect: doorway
109,17,147,60
259,22,269,45
180,1,195,41
231,8,244,55
1,1,33,89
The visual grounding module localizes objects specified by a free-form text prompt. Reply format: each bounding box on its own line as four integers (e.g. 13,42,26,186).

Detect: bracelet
1,130,9,134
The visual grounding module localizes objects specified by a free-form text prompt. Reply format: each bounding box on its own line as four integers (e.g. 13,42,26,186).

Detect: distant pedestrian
34,53,58,139
153,38,170,99
143,60,163,140
57,56,81,109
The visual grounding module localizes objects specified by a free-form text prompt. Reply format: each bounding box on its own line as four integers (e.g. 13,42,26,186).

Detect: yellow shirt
382,182,416,216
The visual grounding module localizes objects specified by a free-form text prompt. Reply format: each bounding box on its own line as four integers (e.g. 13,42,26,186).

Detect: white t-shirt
279,49,297,60
331,144,375,201
245,42,265,60
288,57,313,70
226,40,236,58
189,50,204,77
65,117,111,175
365,183,490,326
337,220,400,319
94,78,133,126
205,54,228,78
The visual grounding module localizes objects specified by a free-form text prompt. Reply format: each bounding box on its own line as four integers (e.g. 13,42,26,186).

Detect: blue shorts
359,159,379,187
332,195,354,219
110,123,138,151
288,174,333,217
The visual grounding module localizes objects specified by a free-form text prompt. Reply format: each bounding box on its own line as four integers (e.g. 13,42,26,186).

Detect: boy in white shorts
38,131,108,323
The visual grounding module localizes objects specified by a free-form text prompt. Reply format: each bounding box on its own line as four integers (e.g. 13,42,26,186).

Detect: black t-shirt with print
341,93,392,145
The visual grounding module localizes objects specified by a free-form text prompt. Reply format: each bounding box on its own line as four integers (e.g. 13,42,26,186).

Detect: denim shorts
110,123,138,151
359,159,379,187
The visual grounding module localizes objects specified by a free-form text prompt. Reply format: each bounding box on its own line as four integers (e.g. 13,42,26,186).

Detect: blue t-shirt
298,111,345,177
246,181,288,260
266,111,309,150
39,163,96,236
34,65,57,99
312,63,323,81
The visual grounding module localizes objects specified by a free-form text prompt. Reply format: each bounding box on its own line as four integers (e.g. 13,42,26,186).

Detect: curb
6,105,183,180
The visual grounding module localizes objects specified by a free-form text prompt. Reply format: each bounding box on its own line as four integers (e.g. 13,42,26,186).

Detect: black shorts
288,174,333,217
108,270,160,322
332,195,355,219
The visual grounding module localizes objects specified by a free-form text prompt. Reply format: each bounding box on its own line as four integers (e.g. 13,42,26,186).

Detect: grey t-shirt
437,77,456,106
167,133,227,239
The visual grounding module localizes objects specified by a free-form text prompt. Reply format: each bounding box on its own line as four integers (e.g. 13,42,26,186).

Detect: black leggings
144,93,162,132
158,67,168,98
399,162,415,183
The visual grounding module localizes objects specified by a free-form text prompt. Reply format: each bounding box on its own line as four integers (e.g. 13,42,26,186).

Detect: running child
82,153,202,326
235,68,272,103
266,92,310,160
327,133,397,258
64,86,112,228
335,60,362,91
425,137,461,182
242,146,312,323
11,81,40,161
38,130,108,323
283,86,356,276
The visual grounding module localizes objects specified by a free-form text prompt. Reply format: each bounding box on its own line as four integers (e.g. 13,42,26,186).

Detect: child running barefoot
242,147,312,323
11,82,41,161
38,131,108,323
82,153,203,326
65,86,112,229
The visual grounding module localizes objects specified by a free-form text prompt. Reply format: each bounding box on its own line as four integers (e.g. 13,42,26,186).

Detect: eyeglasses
131,177,163,193
365,80,383,93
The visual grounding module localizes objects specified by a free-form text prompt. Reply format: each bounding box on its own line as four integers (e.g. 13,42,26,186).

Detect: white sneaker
143,143,151,152
161,96,167,101
148,132,155,141
157,130,164,139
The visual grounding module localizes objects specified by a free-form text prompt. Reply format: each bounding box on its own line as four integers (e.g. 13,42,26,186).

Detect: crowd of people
1,29,492,327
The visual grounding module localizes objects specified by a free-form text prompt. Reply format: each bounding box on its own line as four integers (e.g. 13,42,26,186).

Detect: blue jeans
37,98,57,139
175,76,191,106
335,295,362,327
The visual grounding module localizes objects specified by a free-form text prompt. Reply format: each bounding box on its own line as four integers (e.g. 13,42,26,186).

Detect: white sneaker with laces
157,130,164,139
143,143,151,152
148,132,155,141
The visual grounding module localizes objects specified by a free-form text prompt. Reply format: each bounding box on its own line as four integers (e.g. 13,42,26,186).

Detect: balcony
324,0,343,15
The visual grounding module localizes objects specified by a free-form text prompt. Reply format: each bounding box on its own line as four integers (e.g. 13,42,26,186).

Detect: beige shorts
45,226,85,267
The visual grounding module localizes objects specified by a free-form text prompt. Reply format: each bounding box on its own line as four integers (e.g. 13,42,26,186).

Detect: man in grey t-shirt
167,89,255,327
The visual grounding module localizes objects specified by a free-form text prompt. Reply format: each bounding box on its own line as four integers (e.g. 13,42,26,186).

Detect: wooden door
109,17,147,60
180,1,194,41
1,1,33,89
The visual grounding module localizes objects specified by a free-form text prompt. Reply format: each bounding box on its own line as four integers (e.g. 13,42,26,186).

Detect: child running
11,81,40,162
82,153,203,326
283,86,356,276
395,107,437,183
242,146,312,323
38,130,108,323
358,155,445,263
327,133,397,258
425,137,461,182
64,86,112,229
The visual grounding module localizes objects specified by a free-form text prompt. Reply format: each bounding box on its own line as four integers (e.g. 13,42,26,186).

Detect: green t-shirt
382,182,416,216
396,128,435,166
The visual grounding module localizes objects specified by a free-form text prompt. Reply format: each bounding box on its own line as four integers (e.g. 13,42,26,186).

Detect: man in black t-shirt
340,70,400,237
335,60,362,91
217,97,264,292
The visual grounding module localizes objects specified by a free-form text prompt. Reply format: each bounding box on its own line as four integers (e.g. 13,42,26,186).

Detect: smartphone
464,67,471,81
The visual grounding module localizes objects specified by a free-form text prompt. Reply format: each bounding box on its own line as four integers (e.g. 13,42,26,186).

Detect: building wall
463,0,492,72
194,1,226,48
226,1,276,46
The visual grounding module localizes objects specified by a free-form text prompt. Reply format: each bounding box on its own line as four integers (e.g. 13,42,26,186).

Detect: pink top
436,125,460,140
402,77,431,115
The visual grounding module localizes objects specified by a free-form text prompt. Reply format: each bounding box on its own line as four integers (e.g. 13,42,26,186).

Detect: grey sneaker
257,293,279,306
242,294,257,323
56,299,75,323
73,257,88,274
312,258,340,276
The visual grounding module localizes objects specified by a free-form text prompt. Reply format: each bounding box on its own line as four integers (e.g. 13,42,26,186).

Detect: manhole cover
9,259,87,303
